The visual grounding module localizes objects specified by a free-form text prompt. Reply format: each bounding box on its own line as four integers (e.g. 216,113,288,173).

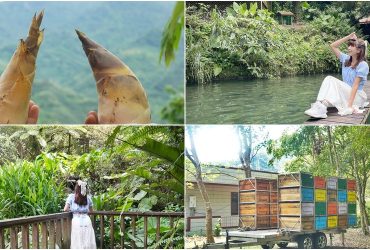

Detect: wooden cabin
185,167,278,235
277,11,294,25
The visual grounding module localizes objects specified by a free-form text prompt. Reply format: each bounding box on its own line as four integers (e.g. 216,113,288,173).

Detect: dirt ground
185,228,370,249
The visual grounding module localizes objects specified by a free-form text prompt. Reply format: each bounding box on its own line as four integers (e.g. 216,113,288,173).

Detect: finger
27,103,39,124
85,111,99,124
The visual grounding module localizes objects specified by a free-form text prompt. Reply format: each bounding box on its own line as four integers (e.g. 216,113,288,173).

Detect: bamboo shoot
0,11,44,124
76,30,151,124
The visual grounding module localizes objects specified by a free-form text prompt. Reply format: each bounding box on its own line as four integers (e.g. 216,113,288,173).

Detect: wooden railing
0,211,183,249
0,212,72,249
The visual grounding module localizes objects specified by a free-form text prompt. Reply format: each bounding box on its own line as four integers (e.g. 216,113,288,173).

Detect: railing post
22,224,29,249
41,222,48,248
144,216,148,248
156,217,161,242
110,215,114,249
0,228,5,249
56,219,62,248
130,216,136,249
49,220,56,249
100,214,104,249
32,223,39,249
120,216,125,249
10,227,17,249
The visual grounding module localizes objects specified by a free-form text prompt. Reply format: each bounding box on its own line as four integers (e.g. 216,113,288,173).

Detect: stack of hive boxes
277,173,357,231
239,178,278,229
315,176,327,230
347,179,357,227
278,173,315,231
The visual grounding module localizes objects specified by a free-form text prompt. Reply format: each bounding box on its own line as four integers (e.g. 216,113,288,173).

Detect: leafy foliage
186,2,362,84
0,125,184,248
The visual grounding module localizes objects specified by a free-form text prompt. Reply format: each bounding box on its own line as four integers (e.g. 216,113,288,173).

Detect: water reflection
186,74,341,124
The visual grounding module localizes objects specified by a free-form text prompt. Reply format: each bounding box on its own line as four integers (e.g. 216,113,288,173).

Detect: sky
185,125,299,164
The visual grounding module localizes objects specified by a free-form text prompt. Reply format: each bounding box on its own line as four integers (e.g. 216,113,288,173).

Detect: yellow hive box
348,191,356,203
315,189,326,202
328,216,338,228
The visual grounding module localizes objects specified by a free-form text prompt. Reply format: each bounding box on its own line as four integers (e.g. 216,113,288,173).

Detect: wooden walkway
305,82,370,125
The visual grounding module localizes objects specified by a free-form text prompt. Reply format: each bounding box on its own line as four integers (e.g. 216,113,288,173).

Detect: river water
186,74,343,124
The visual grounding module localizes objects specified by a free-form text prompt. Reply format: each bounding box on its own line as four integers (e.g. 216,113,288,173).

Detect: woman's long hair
345,39,367,68
74,183,88,206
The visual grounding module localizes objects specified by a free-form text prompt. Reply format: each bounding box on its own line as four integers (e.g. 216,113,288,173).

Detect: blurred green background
0,2,184,124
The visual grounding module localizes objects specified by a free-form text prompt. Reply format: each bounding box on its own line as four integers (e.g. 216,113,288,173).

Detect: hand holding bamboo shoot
0,11,44,124
76,30,151,124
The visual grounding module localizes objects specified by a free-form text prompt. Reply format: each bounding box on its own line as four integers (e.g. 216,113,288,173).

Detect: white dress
66,194,97,249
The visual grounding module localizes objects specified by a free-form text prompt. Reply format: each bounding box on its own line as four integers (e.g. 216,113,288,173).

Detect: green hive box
315,202,327,216
301,173,314,187
348,203,356,214
338,178,347,190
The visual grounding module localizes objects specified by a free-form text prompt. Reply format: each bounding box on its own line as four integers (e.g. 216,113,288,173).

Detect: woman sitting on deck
64,180,96,249
305,32,369,118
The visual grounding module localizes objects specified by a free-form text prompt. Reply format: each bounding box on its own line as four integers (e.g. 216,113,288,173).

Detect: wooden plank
22,224,29,249
169,217,174,248
10,227,17,249
41,222,48,249
56,219,62,248
0,228,5,249
131,216,136,249
49,220,56,249
120,216,125,248
32,223,39,249
156,217,161,242
305,82,370,125
62,218,69,248
100,215,104,249
110,216,114,249
144,217,148,248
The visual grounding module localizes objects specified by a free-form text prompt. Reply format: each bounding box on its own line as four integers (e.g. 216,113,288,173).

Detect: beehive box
315,216,327,230
347,179,356,190
315,202,327,216
279,216,314,231
338,202,348,215
279,173,314,188
279,203,314,216
328,215,338,228
338,190,347,202
348,214,357,227
314,176,326,189
348,203,356,214
239,178,278,229
279,187,313,202
338,215,347,229
240,215,276,229
315,189,327,202
327,190,337,202
347,191,356,203
327,177,337,190
338,178,347,190
327,202,337,215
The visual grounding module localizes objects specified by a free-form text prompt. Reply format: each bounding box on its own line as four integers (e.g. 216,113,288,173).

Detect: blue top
339,52,369,91
66,194,93,213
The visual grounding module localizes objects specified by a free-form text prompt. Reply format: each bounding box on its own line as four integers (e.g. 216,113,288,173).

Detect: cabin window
231,192,238,215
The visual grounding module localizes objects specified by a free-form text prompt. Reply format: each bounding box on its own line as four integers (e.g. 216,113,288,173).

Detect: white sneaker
304,101,328,118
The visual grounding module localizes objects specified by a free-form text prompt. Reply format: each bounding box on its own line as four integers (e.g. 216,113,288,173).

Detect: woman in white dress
64,180,97,249
305,32,369,118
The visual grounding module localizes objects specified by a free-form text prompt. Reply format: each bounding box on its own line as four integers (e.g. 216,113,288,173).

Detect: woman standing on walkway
305,32,369,118
64,180,96,249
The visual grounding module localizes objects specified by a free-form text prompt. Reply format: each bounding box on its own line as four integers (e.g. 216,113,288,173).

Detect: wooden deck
305,82,370,125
